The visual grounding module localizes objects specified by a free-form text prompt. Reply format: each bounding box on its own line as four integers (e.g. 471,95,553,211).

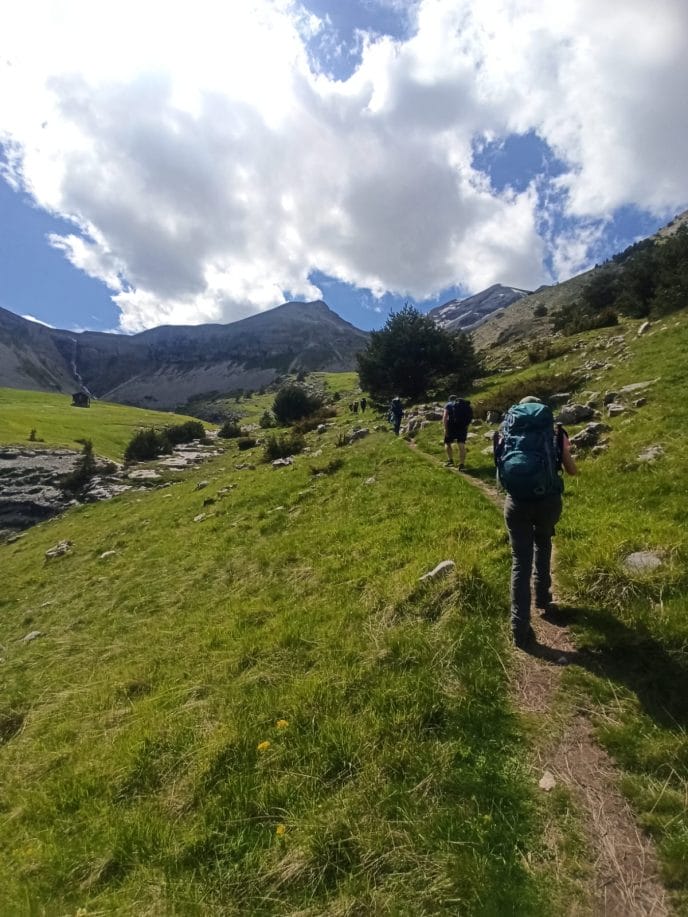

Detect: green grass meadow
0,388,203,461
2,316,688,913
0,386,582,915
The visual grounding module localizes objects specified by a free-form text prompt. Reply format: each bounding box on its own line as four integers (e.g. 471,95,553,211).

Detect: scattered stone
316,424,328,434
45,540,72,559
202,497,216,507
22,630,44,643
486,410,502,424
637,321,651,335
419,560,455,582
556,403,594,424
637,445,664,463
83,482,132,503
603,391,617,405
347,428,370,444
618,379,658,395
127,469,161,481
605,334,627,348
606,403,626,417
195,481,209,490
538,770,557,792
234,463,255,471
193,513,208,523
6,533,26,544
569,422,611,449
272,457,293,468
633,397,647,408
158,457,189,469
364,477,376,485
623,551,663,573
550,393,571,405
311,449,323,457
591,444,608,455
99,550,117,560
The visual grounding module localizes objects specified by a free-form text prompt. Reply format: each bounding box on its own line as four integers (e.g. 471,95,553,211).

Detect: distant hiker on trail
443,396,473,469
360,397,367,413
389,397,404,435
353,400,359,414
494,396,577,650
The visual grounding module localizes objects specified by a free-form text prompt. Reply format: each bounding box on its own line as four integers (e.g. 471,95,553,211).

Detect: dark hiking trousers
504,494,562,639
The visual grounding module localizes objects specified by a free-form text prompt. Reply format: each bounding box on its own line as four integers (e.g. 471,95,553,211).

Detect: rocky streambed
0,439,224,540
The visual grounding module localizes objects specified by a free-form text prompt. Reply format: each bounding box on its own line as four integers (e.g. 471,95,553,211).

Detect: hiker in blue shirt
494,396,577,649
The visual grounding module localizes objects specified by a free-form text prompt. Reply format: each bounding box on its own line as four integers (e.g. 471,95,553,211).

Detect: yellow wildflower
275,823,287,837
275,719,289,730
257,740,271,752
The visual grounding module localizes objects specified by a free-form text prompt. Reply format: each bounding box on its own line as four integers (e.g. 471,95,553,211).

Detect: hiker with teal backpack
388,397,404,435
494,396,577,649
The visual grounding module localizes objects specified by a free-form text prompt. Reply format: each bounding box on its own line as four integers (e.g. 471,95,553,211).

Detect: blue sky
1,0,686,334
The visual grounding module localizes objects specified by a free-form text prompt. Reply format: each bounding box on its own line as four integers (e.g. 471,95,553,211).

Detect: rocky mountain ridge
0,300,369,410
427,283,531,332
471,207,688,350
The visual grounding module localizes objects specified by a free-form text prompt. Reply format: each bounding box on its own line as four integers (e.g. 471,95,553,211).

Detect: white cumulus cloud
1,0,686,330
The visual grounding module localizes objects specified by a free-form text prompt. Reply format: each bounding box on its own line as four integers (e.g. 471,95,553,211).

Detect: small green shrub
164,421,205,445
272,385,323,425
259,410,276,429
472,370,580,417
263,432,305,462
526,339,571,365
237,437,257,451
218,421,242,439
533,304,548,317
62,439,97,492
124,428,171,463
293,407,337,434
28,428,37,442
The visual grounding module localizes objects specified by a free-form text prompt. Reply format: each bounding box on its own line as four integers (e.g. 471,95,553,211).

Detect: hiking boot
458,463,466,471
444,459,454,466
513,626,537,650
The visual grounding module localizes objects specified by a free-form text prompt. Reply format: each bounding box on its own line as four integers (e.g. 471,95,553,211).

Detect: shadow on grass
531,605,688,729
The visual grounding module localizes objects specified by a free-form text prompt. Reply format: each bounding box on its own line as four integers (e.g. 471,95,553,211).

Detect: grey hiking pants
504,494,562,638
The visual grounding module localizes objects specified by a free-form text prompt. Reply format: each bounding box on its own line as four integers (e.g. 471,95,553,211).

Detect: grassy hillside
0,389,206,461
0,384,584,915
2,316,687,913
416,310,688,905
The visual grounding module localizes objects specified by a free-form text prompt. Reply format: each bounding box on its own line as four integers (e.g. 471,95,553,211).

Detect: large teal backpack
494,402,563,500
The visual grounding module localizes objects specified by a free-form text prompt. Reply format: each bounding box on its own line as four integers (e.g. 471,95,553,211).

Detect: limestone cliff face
0,301,369,409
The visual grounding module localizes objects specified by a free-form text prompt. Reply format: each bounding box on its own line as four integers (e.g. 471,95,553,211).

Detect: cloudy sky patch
0,0,686,332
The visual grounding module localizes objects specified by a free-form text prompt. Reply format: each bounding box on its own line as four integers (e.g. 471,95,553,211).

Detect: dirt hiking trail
409,442,669,916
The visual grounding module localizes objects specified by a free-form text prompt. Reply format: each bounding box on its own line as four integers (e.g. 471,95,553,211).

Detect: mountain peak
428,284,531,333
